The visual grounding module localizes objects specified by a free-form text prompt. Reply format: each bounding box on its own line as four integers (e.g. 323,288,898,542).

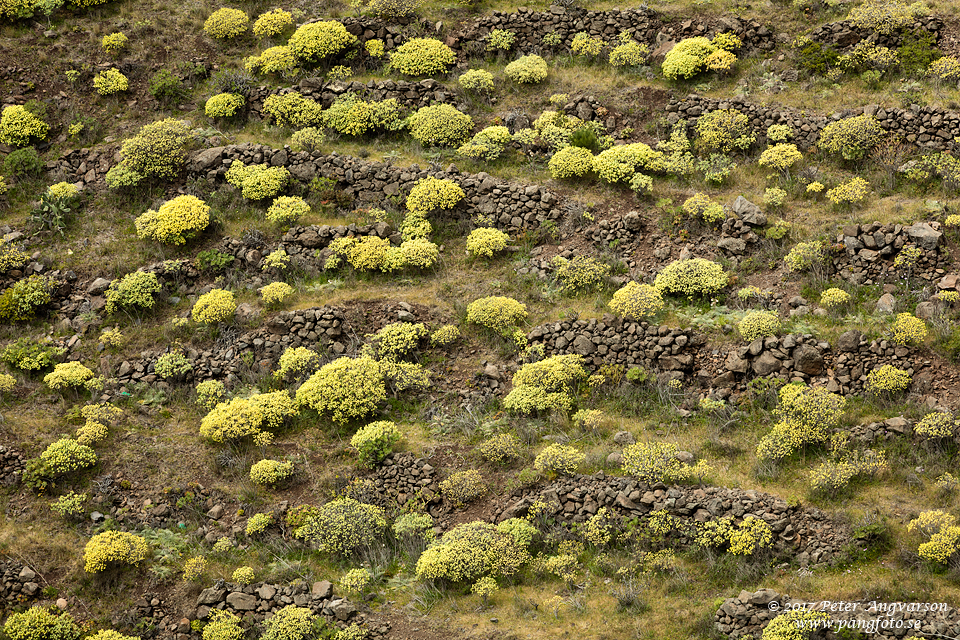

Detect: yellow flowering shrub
289,21,358,64
756,384,846,462
370,322,427,361
929,56,960,83
697,515,772,555
296,356,386,423
504,55,548,84
609,281,664,320
245,45,298,75
155,351,192,379
83,531,148,573
571,31,605,56
322,94,403,136
365,38,385,58
761,610,831,639
440,469,486,505
44,362,94,391
205,93,244,118
182,556,206,581
203,610,243,640
191,288,236,324
548,145,594,179
466,227,509,257
135,195,210,245
479,433,523,463
534,444,584,476
261,605,317,640
293,497,387,555
914,411,957,439
47,181,80,201
232,566,256,584
609,38,649,67
108,118,191,187
195,379,226,409
654,258,727,297
350,420,400,467
466,296,527,335
0,105,49,147
682,192,725,224
504,354,588,414
246,512,273,536
865,364,911,396
0,373,15,393
809,449,887,496
274,346,321,381
593,143,663,183
738,311,781,341
290,126,325,151
3,607,80,640
819,287,851,309
93,69,129,95
225,161,290,200
894,244,922,271
825,177,869,206
819,115,883,162
101,32,128,55
262,92,324,127
430,324,460,347
328,236,403,272
457,125,513,161
406,176,465,212
250,459,295,485
758,143,803,174
200,391,297,442
784,241,824,272
260,281,294,307
662,37,718,79
621,441,710,483
908,509,956,537
847,0,919,34
253,8,292,38
705,48,737,73
408,104,473,147
38,438,97,477
390,37,455,76
105,271,161,316
416,521,530,583
204,8,249,39
695,109,755,153
50,491,87,518
459,69,494,93
892,312,927,345
0,241,28,272
552,256,610,294
0,274,54,322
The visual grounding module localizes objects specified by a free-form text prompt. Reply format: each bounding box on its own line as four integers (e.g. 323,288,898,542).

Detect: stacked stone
368,453,441,514
0,562,40,607
807,15,943,51
0,445,24,487
835,221,947,284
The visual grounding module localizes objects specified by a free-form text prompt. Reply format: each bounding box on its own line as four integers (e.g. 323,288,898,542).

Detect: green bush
0,105,48,147
225,161,289,200
653,258,728,297
350,420,401,467
149,70,186,105
390,37,455,76
105,271,161,315
107,118,192,187
262,92,324,128
3,146,43,177
0,274,54,322
504,55,548,84
0,338,64,371
408,104,473,147
293,497,387,555
818,115,883,162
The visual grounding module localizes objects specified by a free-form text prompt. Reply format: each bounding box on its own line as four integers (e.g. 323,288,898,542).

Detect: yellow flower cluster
200,391,297,441
101,32,128,55
609,39,649,67
3,607,80,640
705,49,737,73
758,143,803,173
762,611,831,638
260,605,318,640
847,0,918,35
430,324,460,347
75,421,108,446
466,296,527,335
350,420,400,467
204,8,249,39
818,115,883,162
701,515,773,555
195,379,226,409
83,531,148,573
290,126,325,151
909,509,955,537
294,497,387,555
479,433,523,463
263,92,324,127
233,566,256,584
225,161,290,200
593,142,663,183
246,512,273,535
548,145,594,179
440,469,487,505
245,45,298,75
571,31,604,56
192,288,236,324
253,8,292,38
44,361,94,390
250,459,294,485
609,281,664,320
182,555,206,581
50,491,87,518
0,373,15,393
838,41,899,72
683,192,725,224
825,176,869,206
504,55,548,84
914,411,957,439
552,256,610,294
809,449,886,496
865,364,911,395
0,241,28,272
820,287,851,309
621,441,710,483
695,108,755,153
390,37,455,76
205,93,244,118
408,104,474,147
289,21,358,63
466,227,509,258
784,241,823,272
894,244,922,271
135,195,211,245
458,125,513,161
365,39,385,58
929,56,960,83
47,181,79,201
767,124,793,142
274,346,320,381
323,93,403,136
485,28,515,51
260,281,294,307
936,472,959,493
93,68,130,95
738,310,781,341
296,356,386,423
416,520,529,583
654,258,728,297
0,105,49,147
459,69,494,93
371,322,427,361
533,444,584,476
892,312,927,345
406,177,465,214
919,526,960,564
155,350,192,379
504,354,588,415
109,118,190,186
204,610,243,640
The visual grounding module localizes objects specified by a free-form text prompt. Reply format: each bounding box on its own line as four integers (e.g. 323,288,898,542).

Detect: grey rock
876,293,896,314
573,335,596,355
717,237,746,254
613,430,635,446
915,301,937,320
18,567,36,581
197,586,226,606
87,277,112,296
752,352,781,376
793,344,824,375
312,580,333,598
606,451,623,466
330,598,357,621
905,222,942,251
225,591,257,611
206,504,224,519
837,330,861,352
675,450,694,464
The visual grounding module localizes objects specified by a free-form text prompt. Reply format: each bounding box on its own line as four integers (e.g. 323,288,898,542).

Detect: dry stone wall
715,588,960,639
807,15,943,51
667,95,960,151
0,445,24,488
498,473,849,565
834,221,948,284
0,560,41,609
